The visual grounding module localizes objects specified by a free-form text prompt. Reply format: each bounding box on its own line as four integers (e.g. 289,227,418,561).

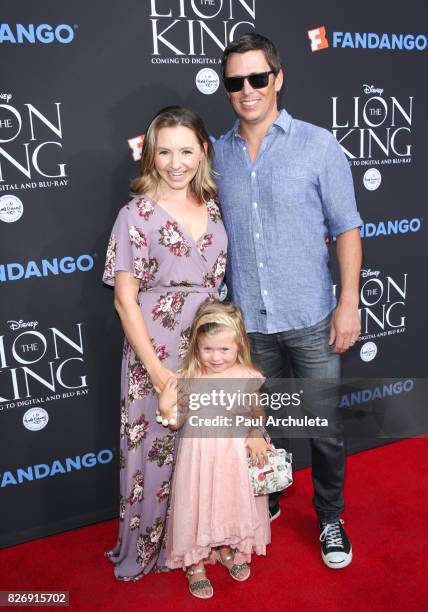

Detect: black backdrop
1,1,427,548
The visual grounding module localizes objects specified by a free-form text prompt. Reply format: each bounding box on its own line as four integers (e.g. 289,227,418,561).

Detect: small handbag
247,448,293,496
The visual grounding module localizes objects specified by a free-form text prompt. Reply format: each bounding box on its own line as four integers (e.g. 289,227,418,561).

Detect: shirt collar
273,108,292,132
232,108,292,139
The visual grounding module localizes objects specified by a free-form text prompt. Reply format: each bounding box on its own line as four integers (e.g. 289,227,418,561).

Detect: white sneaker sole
321,547,353,569
269,507,281,522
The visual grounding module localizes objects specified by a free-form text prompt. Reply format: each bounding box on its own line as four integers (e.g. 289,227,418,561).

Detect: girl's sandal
186,566,214,599
217,551,251,582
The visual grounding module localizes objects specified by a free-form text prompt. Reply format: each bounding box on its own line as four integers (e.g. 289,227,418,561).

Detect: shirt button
263,290,268,296
259,262,264,268
255,233,260,239
251,171,256,177
243,146,246,151
253,202,258,208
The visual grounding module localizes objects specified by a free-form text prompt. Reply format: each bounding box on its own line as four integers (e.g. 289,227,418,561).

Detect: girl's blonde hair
180,300,256,378
130,105,216,204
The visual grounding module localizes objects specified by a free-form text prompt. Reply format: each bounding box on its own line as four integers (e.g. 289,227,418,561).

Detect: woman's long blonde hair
180,300,256,378
130,106,216,203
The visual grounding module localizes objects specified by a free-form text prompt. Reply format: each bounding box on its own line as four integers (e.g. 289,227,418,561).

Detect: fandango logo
0,449,114,488
332,31,427,51
0,255,94,282
0,23,76,44
361,218,422,238
339,379,414,408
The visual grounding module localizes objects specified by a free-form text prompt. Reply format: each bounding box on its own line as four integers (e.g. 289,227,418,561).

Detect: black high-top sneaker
319,519,352,569
269,502,281,522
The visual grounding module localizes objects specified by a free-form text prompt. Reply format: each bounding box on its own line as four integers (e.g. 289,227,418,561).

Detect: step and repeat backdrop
1,1,427,547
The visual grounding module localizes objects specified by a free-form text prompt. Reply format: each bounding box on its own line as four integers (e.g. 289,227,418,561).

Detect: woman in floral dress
102,106,227,580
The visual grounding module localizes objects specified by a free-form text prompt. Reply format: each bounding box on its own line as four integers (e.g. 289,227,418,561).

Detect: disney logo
7,320,39,331
0,93,12,103
363,84,384,96
361,269,380,278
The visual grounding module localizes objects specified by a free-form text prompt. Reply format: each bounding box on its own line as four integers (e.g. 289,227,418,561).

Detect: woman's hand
245,434,276,468
151,366,177,394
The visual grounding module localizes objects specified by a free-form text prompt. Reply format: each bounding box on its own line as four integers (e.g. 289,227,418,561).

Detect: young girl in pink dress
158,300,272,599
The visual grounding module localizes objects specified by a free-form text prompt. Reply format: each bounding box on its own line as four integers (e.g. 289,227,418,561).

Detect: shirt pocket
271,164,311,207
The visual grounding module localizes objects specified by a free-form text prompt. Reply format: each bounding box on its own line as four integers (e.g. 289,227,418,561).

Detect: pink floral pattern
102,234,117,283
178,326,191,360
128,360,152,403
128,341,169,402
170,279,193,287
154,342,169,361
203,250,227,288
147,434,175,467
151,291,189,331
128,470,144,505
158,220,191,257
212,250,227,279
120,399,128,439
127,413,149,451
197,233,213,260
136,517,164,568
130,515,141,530
207,199,222,223
129,226,148,249
134,257,158,289
156,480,170,503
102,195,227,577
137,197,155,220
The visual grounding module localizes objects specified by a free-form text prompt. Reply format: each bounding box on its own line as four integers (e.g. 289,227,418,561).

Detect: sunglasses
223,70,275,93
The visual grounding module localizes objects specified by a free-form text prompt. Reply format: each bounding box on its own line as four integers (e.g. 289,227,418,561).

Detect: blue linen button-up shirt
213,109,363,333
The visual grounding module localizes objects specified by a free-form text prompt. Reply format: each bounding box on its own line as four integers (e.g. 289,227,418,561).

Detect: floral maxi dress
102,194,227,580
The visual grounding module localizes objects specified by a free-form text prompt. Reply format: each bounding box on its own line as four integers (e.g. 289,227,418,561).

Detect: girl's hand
245,435,276,468
158,376,178,420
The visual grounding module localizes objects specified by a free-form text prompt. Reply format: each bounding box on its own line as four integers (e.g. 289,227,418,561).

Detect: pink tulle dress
165,373,270,569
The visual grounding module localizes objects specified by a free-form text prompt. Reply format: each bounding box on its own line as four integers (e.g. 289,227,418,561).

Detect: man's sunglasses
223,70,275,93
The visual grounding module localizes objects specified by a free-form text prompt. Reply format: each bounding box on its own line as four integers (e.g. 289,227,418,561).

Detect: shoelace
320,520,344,548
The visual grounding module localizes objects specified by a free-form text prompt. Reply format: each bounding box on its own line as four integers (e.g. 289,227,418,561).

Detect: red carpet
1,438,427,611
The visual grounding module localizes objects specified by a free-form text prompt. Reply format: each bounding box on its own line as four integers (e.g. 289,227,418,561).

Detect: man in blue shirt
214,33,363,569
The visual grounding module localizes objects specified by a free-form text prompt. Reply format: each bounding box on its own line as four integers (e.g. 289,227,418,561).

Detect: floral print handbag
248,448,293,496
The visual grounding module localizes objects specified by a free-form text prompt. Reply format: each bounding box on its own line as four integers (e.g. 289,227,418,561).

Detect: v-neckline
145,194,209,245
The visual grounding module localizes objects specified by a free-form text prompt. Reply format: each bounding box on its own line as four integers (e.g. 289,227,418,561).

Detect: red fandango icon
307,26,329,52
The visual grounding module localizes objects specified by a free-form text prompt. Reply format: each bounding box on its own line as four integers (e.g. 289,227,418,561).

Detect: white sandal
186,566,214,599
217,550,251,582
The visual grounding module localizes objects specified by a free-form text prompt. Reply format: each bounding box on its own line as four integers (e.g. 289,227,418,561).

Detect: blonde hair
180,301,256,378
130,106,216,204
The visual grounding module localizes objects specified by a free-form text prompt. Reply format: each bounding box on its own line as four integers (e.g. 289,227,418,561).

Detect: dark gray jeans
248,314,345,523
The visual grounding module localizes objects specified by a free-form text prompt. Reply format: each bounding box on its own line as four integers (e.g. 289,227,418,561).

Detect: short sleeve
319,135,363,237
102,203,150,287
245,370,266,393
